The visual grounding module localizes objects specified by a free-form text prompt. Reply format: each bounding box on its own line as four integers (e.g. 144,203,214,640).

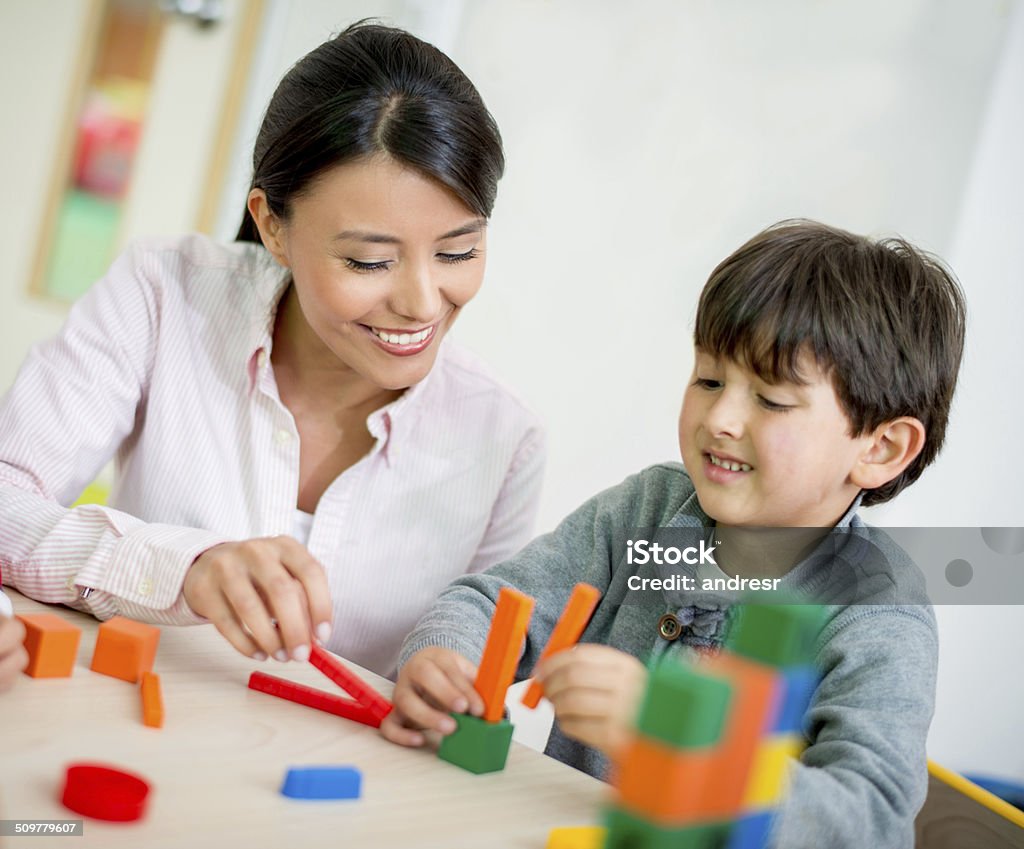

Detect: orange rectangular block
699,652,780,817
611,734,720,824
90,616,160,683
17,613,82,678
475,587,535,722
522,583,601,709
140,671,164,728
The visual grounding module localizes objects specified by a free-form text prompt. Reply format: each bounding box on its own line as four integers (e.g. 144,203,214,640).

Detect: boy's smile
679,349,870,528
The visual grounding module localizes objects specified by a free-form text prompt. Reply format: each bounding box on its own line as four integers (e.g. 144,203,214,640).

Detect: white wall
4,0,1022,781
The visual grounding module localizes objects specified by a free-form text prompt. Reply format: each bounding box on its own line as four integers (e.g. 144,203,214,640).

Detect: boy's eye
437,248,480,264
693,377,722,390
344,258,391,272
757,395,794,412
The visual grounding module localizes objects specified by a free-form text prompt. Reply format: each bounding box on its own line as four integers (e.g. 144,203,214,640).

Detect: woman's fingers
185,537,331,661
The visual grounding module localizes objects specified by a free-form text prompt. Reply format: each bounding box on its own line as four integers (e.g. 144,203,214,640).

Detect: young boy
0,580,29,691
383,220,965,847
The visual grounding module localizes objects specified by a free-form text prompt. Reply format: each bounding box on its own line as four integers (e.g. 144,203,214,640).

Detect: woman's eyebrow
332,218,486,245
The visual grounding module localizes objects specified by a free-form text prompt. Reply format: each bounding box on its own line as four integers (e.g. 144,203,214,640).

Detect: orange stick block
140,672,164,728
522,583,601,708
475,587,535,722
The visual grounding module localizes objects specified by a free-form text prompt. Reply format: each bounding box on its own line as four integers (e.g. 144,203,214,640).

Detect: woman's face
256,155,487,390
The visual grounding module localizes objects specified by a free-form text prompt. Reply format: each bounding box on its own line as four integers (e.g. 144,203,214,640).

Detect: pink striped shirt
0,234,544,677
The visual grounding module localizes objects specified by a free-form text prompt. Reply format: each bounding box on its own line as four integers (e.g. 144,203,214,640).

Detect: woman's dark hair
236,21,504,242
694,219,967,506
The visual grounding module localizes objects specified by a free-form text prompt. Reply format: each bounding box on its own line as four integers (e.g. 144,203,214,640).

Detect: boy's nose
704,392,746,438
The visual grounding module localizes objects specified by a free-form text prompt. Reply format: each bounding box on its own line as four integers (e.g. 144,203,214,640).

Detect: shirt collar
244,246,292,393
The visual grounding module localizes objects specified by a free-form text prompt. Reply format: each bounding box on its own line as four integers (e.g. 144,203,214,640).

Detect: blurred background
1,0,1021,785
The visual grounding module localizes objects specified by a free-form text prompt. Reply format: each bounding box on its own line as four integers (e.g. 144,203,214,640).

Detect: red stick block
248,671,389,728
522,583,601,709
475,587,535,722
309,644,392,721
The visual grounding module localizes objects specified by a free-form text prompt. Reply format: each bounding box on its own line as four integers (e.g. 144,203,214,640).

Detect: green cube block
604,807,730,849
727,604,826,668
635,659,733,749
437,714,513,774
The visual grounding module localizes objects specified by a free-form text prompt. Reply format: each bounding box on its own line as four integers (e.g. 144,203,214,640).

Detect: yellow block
545,826,607,849
743,734,805,807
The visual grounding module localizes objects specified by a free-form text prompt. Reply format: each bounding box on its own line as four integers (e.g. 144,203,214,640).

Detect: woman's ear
247,189,290,268
850,417,926,491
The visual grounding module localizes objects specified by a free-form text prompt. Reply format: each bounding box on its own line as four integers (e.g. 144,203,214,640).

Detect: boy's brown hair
694,219,966,506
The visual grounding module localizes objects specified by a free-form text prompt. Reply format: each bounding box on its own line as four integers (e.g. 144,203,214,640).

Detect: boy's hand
183,536,332,663
536,644,647,758
380,647,486,747
0,616,28,692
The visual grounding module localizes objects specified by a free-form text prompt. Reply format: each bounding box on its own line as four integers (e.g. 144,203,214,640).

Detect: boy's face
678,349,870,528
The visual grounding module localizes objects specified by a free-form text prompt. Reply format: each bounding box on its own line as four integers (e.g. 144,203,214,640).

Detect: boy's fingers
437,655,484,715
379,712,426,747
0,618,26,652
547,685,612,719
392,680,457,734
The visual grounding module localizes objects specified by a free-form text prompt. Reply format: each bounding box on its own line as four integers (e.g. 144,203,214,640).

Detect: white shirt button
256,349,268,369
138,578,153,597
274,429,292,444
65,576,77,590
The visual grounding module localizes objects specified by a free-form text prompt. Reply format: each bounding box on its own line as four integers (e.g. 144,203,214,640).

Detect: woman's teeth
709,454,752,472
372,327,432,346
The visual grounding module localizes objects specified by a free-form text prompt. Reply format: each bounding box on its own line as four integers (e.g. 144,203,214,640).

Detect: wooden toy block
280,766,361,800
725,809,775,849
140,672,164,728
437,713,514,774
61,762,151,822
604,807,730,849
742,734,804,808
90,616,160,683
612,735,719,823
474,587,535,722
17,613,81,678
726,604,826,668
545,825,606,849
248,672,388,728
309,644,392,720
634,659,733,749
523,583,601,708
698,652,779,817
769,665,819,734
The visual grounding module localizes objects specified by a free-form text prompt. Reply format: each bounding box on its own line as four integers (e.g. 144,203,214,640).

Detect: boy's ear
850,417,926,491
247,189,290,268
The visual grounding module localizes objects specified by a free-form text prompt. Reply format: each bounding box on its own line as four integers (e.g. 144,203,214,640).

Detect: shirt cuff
74,523,231,619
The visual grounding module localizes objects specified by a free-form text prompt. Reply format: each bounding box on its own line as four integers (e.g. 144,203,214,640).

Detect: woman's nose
391,262,443,324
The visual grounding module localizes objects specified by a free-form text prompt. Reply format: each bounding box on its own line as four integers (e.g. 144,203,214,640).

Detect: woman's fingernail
274,650,288,663
292,644,310,663
409,733,424,746
439,716,456,734
316,622,332,643
253,651,268,662
453,697,468,713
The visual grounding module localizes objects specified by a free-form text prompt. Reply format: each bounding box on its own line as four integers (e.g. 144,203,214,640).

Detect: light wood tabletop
0,590,606,848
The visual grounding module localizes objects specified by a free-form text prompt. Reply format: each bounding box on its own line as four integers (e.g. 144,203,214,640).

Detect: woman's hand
380,647,485,747
536,644,648,759
183,536,332,662
0,616,28,692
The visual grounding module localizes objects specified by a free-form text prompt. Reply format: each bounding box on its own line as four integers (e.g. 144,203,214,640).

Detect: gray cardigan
400,463,936,848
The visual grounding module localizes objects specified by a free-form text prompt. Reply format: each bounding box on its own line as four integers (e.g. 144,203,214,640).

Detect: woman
0,22,543,678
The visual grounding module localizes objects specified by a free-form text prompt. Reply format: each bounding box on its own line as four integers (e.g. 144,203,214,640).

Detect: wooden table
0,591,605,848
